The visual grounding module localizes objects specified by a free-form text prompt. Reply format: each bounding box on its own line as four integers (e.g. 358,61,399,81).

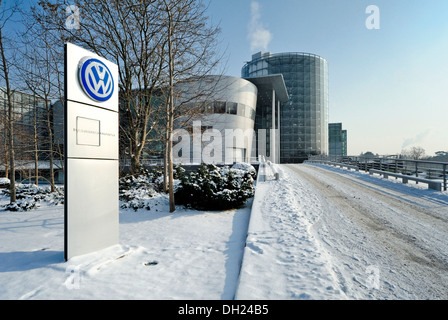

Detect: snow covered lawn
0,193,251,299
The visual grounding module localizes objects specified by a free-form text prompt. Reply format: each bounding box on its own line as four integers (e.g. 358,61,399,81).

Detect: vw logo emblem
78,57,114,102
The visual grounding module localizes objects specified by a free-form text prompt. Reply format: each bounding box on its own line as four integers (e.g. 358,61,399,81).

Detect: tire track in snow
286,164,448,299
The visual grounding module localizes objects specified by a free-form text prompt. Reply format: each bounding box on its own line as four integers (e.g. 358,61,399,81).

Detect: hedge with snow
175,163,255,210
1,163,256,212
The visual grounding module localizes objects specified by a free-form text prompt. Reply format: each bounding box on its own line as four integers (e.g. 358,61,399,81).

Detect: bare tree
401,146,426,160
159,0,222,212
33,1,223,213
18,6,67,192
35,0,170,176
0,0,20,203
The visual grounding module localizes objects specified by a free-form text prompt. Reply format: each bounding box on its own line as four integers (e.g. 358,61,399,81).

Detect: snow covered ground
236,163,448,299
279,164,448,299
1,163,448,300
0,192,251,300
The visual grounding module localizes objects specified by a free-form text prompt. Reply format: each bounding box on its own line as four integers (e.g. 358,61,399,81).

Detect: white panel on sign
76,117,101,146
66,158,119,259
66,101,118,160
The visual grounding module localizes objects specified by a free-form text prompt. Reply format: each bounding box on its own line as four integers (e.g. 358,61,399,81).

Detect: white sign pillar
64,43,119,261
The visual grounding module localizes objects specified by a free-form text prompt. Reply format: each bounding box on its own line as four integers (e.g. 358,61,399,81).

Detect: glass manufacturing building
242,52,329,163
173,75,288,164
173,75,258,164
144,51,330,165
0,88,64,183
243,74,288,164
329,123,347,156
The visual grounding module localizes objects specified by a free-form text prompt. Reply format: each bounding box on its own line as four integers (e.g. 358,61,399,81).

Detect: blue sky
4,0,448,156
207,0,448,156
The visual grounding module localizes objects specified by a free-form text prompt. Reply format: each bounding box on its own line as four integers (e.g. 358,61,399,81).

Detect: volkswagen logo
78,57,114,102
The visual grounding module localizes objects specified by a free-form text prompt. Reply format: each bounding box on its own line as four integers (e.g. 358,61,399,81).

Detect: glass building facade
329,123,347,156
0,87,49,159
242,52,329,163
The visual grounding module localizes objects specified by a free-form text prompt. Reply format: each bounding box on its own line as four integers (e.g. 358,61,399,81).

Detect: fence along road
285,163,448,299
308,155,448,191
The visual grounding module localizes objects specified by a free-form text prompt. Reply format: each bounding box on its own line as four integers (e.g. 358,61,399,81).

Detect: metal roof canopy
243,74,289,103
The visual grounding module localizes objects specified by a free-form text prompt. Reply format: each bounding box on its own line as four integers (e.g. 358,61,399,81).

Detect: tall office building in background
242,52,329,163
329,123,347,156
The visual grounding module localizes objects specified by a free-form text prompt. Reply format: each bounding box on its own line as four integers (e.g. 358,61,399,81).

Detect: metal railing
257,155,279,182
307,155,448,191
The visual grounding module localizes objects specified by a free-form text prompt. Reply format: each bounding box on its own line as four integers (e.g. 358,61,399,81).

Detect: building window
237,103,245,117
203,100,255,120
205,102,213,114
214,101,226,114
226,102,237,115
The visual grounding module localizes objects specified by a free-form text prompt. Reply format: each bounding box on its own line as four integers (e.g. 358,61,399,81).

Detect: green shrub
175,163,255,210
119,175,156,211
4,199,38,211
2,184,64,211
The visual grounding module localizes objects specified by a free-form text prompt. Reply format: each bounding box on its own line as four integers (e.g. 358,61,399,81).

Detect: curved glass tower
242,52,329,163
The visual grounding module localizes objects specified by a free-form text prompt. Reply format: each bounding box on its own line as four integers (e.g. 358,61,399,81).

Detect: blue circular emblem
78,57,114,102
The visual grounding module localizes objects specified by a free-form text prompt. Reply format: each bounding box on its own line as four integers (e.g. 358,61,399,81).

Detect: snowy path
237,164,348,299
237,163,448,299
285,164,448,299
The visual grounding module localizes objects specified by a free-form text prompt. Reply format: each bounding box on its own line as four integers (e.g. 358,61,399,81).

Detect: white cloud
401,128,447,155
248,1,272,52
401,129,432,150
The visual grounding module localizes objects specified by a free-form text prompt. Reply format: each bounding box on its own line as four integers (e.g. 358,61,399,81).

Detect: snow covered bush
119,165,185,211
43,190,65,206
120,197,152,211
2,184,64,211
137,166,164,190
175,163,255,210
0,177,9,188
231,162,257,179
133,165,184,192
4,198,38,212
119,175,157,211
2,184,49,200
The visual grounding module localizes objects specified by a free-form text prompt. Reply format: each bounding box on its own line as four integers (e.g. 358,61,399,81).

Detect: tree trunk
34,133,39,185
129,127,142,176
168,109,175,212
167,2,176,213
166,80,175,211
0,26,16,203
46,101,55,192
131,153,141,176
163,136,168,193
4,151,8,179
33,98,39,185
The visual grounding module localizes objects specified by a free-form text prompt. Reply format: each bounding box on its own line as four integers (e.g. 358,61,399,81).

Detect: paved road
285,164,448,299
